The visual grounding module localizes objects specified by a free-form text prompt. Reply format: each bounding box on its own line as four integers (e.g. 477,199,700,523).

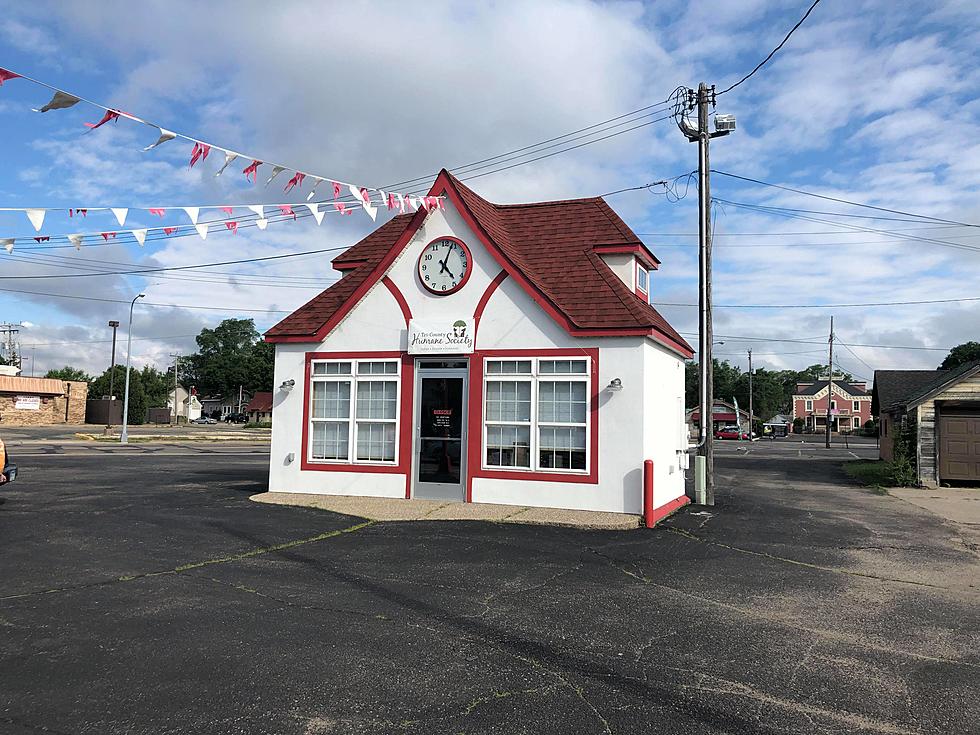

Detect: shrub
792,417,804,434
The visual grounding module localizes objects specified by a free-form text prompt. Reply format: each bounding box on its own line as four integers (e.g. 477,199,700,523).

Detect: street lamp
120,294,145,444
107,320,120,411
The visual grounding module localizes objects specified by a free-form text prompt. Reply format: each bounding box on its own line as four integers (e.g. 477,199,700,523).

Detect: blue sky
1,0,979,382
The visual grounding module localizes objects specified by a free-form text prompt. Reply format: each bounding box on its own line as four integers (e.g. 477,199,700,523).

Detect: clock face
418,237,471,294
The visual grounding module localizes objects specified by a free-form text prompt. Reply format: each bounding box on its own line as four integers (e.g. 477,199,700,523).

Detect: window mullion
348,377,357,463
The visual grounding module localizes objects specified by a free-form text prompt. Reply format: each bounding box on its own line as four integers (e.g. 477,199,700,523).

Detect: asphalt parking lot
1,439,978,734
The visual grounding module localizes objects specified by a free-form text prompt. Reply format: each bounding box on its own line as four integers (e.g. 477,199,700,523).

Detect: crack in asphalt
0,520,375,603
584,545,980,672
664,526,954,591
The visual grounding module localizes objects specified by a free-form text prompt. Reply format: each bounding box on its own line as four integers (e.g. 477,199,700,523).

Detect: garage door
939,411,980,482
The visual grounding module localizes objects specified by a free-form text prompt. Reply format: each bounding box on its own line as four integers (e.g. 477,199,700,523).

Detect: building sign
15,395,41,410
408,318,474,355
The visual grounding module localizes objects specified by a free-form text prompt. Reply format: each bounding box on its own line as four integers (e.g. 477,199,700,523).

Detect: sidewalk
253,492,644,530
889,486,980,526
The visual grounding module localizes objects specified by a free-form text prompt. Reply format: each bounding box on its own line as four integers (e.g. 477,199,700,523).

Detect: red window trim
300,351,414,476
466,348,600,501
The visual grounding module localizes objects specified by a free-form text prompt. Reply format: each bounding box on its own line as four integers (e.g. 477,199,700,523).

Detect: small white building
167,386,202,422
265,170,693,517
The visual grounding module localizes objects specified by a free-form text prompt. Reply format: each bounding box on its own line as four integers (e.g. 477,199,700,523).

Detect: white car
191,416,217,425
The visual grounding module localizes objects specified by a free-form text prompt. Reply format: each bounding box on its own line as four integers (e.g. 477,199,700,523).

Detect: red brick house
792,378,871,432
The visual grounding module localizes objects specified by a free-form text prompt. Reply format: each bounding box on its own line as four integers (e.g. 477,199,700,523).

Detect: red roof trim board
266,170,692,358
593,243,661,270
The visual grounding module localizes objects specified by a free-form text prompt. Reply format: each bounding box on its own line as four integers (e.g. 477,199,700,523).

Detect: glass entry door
414,363,468,500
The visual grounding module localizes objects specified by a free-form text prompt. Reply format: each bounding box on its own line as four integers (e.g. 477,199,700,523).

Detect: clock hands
438,249,455,280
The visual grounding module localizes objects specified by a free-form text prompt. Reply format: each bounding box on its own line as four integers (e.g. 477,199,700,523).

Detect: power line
712,170,980,228
655,295,980,309
0,284,296,313
835,338,876,374
635,225,974,236
681,331,950,352
717,0,824,95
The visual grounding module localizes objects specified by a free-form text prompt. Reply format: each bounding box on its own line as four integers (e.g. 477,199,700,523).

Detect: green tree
91,366,147,425
939,341,980,370
140,365,171,408
186,318,272,397
45,366,92,382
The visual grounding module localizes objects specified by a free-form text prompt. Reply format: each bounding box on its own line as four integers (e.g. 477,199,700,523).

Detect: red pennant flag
225,221,238,234
163,227,178,235
148,208,166,217
284,172,306,193
334,202,347,214
242,160,261,182
101,232,117,241
68,208,88,218
387,193,397,210
219,206,233,215
189,142,211,167
85,109,121,130
332,181,341,199
33,236,50,243
0,68,21,86
278,205,296,220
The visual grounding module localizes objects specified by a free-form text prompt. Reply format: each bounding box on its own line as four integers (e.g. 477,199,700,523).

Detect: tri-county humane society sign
408,318,474,354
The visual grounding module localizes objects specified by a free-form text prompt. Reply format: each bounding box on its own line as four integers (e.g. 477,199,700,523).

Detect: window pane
487,360,531,375
539,360,587,375
539,380,587,423
311,421,349,460
356,380,397,419
539,426,587,470
485,425,530,468
486,380,531,422
358,361,398,375
637,268,648,291
356,422,396,461
312,381,350,419
313,362,352,375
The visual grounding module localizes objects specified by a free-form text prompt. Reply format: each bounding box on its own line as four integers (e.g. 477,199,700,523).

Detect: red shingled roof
245,391,273,413
267,170,692,356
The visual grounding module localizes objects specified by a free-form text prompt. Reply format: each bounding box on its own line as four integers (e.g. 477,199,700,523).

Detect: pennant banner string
0,65,442,205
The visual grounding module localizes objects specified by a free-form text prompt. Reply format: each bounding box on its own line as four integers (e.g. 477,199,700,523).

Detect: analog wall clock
417,237,472,295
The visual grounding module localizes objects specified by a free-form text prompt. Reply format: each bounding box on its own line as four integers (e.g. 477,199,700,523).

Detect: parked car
714,425,754,440
224,412,248,424
1,437,16,485
191,416,217,425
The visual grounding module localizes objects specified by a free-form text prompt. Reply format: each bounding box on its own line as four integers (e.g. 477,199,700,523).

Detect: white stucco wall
268,199,689,514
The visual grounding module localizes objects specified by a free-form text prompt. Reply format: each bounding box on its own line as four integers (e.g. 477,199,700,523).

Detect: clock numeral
424,275,429,281
424,254,432,261
441,285,447,291
421,265,426,271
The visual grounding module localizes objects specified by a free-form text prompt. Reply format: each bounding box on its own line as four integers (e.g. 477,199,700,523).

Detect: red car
714,425,752,440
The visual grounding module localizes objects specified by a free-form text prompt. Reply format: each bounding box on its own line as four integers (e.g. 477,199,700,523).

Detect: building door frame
412,359,469,500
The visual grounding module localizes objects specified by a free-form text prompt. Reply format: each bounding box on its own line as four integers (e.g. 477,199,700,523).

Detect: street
1,438,977,734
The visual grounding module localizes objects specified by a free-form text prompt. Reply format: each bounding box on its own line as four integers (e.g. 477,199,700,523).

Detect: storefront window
484,358,590,473
310,359,399,463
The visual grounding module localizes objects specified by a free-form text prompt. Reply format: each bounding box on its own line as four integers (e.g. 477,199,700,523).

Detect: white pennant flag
256,218,269,230
142,128,176,151
214,151,238,177
195,223,209,240
33,90,81,113
305,203,324,225
265,166,285,187
307,177,324,201
406,196,419,212
1,238,14,253
183,207,200,225
68,233,84,250
110,207,128,226
247,205,264,218
395,193,406,213
349,184,377,221
132,229,147,246
26,208,45,231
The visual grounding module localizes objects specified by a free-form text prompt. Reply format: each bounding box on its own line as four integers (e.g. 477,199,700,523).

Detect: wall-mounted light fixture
280,379,295,392
606,378,623,392
285,452,295,464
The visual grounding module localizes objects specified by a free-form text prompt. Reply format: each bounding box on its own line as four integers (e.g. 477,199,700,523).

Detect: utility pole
825,316,834,449
748,348,754,442
238,384,243,413
677,83,734,506
170,353,180,425
107,320,120,407
120,293,145,444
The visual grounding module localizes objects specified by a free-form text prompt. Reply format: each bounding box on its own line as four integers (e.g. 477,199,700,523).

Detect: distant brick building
792,378,871,432
0,376,88,426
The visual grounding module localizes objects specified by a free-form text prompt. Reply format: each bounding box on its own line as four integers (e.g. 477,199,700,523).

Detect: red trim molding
382,276,412,327
473,270,508,343
466,348,600,502
648,495,690,526
299,351,413,477
594,243,660,270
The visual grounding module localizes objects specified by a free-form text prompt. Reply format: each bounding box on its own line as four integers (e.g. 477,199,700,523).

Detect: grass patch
843,460,908,492
245,421,272,429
